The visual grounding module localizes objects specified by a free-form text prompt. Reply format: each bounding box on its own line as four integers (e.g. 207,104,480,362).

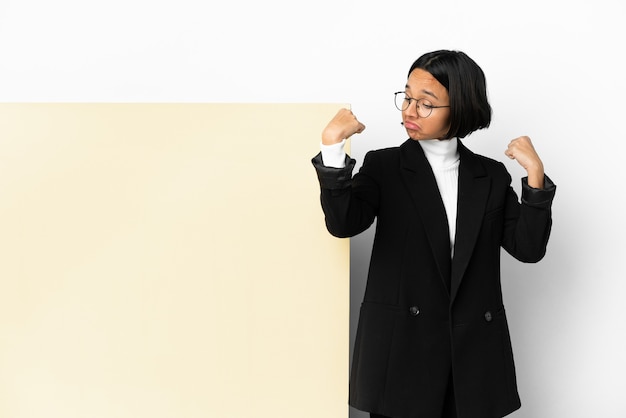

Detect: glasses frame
394,92,450,118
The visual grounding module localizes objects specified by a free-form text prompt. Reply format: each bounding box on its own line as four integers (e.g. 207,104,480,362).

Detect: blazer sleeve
502,173,556,262
311,151,380,238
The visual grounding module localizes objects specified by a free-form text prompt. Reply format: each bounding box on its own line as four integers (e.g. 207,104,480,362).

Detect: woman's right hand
321,109,366,145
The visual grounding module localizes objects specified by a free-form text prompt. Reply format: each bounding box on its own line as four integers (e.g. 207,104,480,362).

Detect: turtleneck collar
417,138,460,170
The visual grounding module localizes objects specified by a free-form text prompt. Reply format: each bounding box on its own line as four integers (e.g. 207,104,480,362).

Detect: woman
311,50,556,418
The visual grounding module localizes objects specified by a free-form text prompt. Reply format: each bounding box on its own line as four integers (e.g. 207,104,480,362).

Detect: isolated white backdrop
1,0,625,416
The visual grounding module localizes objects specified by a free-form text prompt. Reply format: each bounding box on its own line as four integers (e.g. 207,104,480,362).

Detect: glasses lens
416,99,433,118
394,93,408,111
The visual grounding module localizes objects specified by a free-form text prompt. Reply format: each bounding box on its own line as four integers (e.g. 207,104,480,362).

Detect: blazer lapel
450,141,490,303
399,140,452,292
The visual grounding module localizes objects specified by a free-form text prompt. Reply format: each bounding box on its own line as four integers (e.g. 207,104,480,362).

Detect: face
402,68,451,141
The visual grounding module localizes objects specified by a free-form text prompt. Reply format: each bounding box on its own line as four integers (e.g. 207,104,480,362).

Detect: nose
404,99,420,119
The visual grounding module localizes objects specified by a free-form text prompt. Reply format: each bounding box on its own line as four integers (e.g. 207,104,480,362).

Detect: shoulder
353,144,403,181
365,144,402,158
475,153,507,172
459,141,508,173
458,141,513,191
361,144,403,166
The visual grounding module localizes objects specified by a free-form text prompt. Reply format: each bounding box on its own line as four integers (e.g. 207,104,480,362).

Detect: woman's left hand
504,136,545,189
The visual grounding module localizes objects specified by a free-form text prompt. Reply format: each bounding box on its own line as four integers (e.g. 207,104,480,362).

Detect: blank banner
0,103,349,418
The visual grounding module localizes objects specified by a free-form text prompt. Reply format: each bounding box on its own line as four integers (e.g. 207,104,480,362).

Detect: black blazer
312,139,556,418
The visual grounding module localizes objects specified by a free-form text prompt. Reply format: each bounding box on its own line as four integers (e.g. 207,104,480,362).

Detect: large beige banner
0,104,349,418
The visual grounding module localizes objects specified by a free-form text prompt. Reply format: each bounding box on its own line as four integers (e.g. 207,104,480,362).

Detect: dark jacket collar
399,138,491,302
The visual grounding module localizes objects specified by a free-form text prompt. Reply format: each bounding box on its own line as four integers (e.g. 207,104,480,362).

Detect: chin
406,131,425,141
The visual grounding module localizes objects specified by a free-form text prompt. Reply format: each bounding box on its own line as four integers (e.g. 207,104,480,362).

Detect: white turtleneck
418,138,460,256
320,138,460,257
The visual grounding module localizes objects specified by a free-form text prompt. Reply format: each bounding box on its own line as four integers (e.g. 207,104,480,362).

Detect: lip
403,120,420,131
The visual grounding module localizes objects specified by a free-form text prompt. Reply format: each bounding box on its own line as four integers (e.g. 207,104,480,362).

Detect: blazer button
484,311,493,322
409,306,420,316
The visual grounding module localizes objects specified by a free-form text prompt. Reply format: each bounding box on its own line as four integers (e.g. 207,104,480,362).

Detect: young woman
311,50,556,418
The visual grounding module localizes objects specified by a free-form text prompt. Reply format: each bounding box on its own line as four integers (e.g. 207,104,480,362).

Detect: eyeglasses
394,92,450,118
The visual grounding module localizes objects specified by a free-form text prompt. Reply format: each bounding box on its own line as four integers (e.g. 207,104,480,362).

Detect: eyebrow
405,84,440,100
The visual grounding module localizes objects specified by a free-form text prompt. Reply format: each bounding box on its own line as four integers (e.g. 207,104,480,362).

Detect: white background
1,0,625,416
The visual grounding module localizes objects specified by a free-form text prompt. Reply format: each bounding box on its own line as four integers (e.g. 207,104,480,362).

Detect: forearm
502,175,556,262
311,152,379,238
525,161,545,189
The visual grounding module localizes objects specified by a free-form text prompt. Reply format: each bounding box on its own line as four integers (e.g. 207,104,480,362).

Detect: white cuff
320,139,347,168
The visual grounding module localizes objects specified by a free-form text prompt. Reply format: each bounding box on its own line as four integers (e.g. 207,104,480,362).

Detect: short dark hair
408,50,492,139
